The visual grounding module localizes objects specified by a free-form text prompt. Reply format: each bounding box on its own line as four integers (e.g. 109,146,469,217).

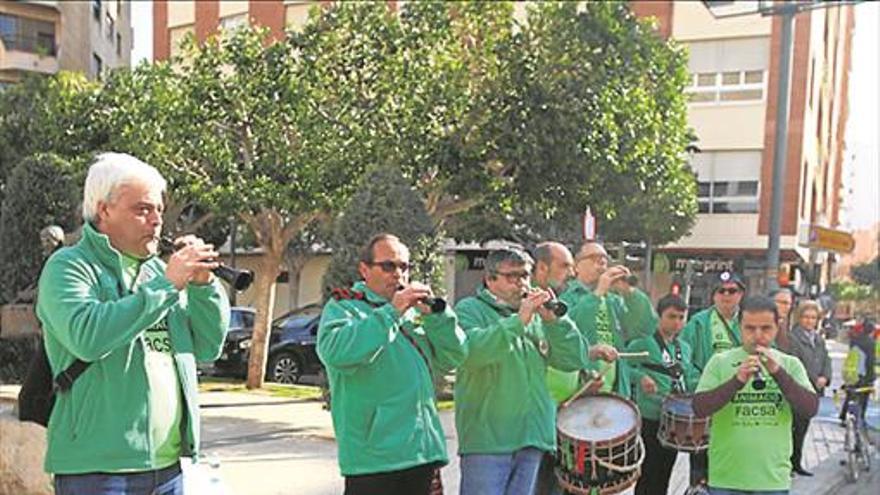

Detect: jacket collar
80,222,155,281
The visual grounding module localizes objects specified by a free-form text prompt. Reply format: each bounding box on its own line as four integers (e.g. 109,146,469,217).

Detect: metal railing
0,33,57,56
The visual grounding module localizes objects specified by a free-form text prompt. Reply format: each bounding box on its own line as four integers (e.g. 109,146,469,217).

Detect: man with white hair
36,152,229,495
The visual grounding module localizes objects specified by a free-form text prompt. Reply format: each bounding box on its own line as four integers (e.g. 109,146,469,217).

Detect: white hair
82,152,167,222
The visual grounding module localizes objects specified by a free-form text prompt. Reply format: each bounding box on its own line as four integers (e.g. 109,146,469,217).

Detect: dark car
213,305,324,384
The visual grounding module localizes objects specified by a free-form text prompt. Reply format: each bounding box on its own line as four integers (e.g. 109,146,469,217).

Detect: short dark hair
739,295,779,322
360,233,402,264
485,247,533,276
657,294,687,315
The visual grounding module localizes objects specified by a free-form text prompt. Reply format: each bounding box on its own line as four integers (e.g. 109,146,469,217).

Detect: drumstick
560,368,611,409
616,351,649,359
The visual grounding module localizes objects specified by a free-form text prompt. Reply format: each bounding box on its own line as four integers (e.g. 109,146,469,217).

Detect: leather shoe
792,466,814,476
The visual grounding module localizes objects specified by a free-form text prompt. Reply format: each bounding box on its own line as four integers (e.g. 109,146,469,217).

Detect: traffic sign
802,225,855,253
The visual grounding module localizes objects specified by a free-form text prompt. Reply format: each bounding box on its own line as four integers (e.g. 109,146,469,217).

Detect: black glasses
494,270,530,283
369,260,411,273
716,287,741,295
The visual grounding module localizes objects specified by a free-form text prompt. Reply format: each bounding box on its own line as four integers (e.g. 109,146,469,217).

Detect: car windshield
230,310,255,329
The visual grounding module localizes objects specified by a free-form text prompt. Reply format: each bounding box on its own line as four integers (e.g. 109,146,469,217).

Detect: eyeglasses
716,287,741,295
494,270,530,283
368,260,411,273
577,253,608,264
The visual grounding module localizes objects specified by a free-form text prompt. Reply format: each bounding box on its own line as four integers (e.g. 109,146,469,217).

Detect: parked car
212,305,323,384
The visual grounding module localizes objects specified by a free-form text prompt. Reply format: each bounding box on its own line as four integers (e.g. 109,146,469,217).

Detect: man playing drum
560,242,657,397
693,296,818,495
627,294,700,495
531,241,618,495
454,247,590,495
679,270,745,488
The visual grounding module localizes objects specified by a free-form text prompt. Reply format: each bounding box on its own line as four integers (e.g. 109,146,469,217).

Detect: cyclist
840,317,877,424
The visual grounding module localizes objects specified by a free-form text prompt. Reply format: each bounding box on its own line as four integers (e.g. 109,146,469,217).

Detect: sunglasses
368,260,411,273
494,270,530,282
716,287,741,295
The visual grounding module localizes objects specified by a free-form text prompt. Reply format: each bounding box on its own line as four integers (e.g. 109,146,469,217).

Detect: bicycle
833,385,876,482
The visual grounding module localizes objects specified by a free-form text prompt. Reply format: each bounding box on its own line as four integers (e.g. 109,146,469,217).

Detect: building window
92,53,103,79
92,0,102,20
0,13,56,56
686,70,766,104
692,151,761,214
219,14,248,33
116,32,122,56
105,11,115,38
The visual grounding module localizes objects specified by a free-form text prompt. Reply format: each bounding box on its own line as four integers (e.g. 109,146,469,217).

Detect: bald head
533,242,574,290
574,242,609,284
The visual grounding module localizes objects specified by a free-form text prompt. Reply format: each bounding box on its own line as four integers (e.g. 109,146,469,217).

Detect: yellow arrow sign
806,225,855,253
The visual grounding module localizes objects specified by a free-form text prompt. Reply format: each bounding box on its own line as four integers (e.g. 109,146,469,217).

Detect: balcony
0,34,58,75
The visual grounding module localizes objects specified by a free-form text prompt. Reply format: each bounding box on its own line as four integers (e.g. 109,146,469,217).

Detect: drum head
663,394,695,416
557,394,639,442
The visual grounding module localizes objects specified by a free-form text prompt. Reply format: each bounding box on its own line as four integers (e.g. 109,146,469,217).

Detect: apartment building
630,1,854,305
0,0,132,87
152,0,316,61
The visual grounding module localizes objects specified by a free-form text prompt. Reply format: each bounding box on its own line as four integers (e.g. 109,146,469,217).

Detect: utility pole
765,2,797,292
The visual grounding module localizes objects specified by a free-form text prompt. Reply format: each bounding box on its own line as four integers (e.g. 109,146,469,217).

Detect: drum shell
554,393,644,495
657,394,710,452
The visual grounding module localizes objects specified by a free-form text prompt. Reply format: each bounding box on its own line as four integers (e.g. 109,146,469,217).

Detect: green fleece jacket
626,332,700,420
36,223,229,474
557,280,657,398
679,306,741,373
317,282,467,476
454,287,589,455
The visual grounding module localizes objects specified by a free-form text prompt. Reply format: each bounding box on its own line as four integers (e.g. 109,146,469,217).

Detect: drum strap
650,333,686,391
714,308,741,346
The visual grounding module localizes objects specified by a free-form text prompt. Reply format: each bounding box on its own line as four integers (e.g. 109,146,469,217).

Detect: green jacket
317,282,467,476
454,287,589,455
625,332,700,420
558,280,657,398
36,223,229,474
679,306,741,373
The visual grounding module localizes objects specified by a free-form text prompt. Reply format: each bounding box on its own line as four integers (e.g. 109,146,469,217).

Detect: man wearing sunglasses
559,242,658,397
454,247,589,495
680,270,746,491
317,234,467,495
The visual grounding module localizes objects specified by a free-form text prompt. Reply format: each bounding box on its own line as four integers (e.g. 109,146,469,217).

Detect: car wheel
267,352,303,384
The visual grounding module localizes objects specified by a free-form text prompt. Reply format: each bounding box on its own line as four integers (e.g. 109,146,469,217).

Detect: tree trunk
245,250,281,389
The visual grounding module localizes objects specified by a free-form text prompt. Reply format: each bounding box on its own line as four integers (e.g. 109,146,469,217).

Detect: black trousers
689,450,708,487
344,463,440,495
635,419,678,495
791,412,811,469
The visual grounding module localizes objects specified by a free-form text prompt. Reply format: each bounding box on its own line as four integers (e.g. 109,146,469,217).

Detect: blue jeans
708,488,789,495
54,462,183,495
460,447,544,495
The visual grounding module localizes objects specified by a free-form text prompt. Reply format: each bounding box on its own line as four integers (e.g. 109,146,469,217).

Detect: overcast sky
129,2,878,230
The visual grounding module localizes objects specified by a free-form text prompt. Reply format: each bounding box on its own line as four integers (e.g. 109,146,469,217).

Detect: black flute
397,285,446,313
522,290,568,317
159,237,255,291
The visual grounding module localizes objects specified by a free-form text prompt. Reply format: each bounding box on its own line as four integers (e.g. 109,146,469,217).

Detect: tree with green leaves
0,153,81,303
456,1,697,246
0,73,101,219
175,24,375,388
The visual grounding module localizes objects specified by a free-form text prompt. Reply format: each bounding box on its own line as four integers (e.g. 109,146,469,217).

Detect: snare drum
657,394,709,452
555,393,645,495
